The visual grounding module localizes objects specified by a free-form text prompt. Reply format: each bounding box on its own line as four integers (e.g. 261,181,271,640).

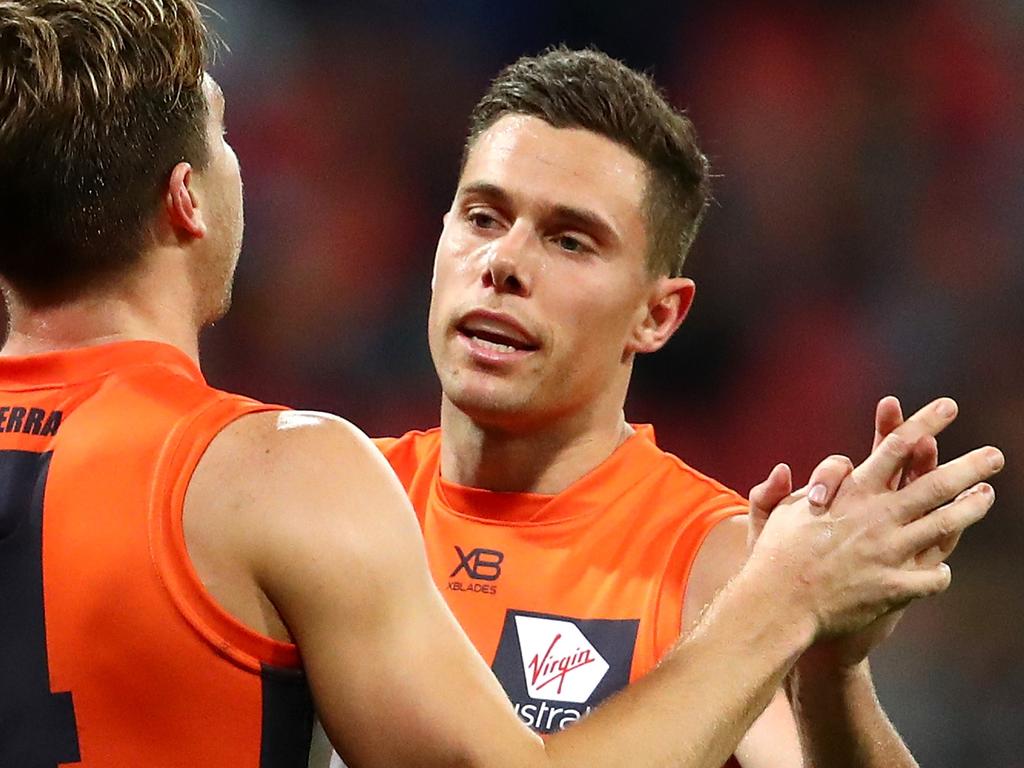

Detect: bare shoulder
189,408,413,547
681,514,750,632
183,409,417,640
195,409,385,480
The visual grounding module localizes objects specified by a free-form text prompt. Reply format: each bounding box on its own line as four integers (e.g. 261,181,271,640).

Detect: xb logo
451,546,504,581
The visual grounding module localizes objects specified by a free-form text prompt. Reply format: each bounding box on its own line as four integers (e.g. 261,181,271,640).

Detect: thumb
747,463,792,550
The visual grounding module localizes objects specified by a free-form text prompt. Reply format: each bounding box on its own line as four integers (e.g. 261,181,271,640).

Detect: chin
444,381,553,432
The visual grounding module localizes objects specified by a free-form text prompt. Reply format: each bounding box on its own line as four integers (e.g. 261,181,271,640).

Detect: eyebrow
458,181,621,247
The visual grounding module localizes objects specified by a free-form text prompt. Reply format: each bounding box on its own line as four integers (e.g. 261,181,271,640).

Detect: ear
165,162,207,240
626,277,695,354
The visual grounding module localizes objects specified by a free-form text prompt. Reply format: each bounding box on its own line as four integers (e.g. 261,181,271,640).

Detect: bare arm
783,397,956,768
692,398,996,768
691,517,916,768
184,407,1000,768
741,398,998,768
685,516,804,768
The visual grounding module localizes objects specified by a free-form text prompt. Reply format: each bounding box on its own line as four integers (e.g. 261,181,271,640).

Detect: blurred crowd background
199,0,1022,763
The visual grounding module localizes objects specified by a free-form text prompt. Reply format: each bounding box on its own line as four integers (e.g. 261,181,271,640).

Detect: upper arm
186,411,542,768
682,515,750,633
683,515,804,768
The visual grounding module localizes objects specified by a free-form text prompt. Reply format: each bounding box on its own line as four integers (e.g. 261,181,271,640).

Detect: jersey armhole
148,395,301,673
650,500,748,663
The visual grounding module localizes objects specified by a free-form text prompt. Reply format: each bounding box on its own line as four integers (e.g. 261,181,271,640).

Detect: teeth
473,336,517,353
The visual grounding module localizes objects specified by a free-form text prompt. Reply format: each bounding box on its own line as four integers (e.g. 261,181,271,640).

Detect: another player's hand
746,455,853,553
747,396,942,551
800,397,951,669
746,397,1002,647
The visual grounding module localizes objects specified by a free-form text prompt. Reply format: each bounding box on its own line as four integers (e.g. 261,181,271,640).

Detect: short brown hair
465,46,710,278
0,0,211,303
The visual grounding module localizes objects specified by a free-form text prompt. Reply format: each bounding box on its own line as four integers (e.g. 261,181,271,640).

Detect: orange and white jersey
0,341,316,767
376,425,745,758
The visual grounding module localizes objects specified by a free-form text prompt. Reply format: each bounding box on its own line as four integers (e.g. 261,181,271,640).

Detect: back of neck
2,285,200,364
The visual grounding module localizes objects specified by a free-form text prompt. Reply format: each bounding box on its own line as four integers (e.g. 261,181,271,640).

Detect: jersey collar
434,425,664,525
0,340,205,390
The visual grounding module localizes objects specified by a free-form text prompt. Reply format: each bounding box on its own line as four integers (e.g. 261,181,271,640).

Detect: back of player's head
0,0,211,304
465,46,710,279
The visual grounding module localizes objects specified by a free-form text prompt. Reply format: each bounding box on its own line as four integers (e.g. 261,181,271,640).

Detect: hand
747,457,851,553
802,397,944,669
747,396,942,553
745,398,1002,645
874,396,957,566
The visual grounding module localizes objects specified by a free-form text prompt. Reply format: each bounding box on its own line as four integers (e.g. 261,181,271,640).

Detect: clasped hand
744,397,1003,666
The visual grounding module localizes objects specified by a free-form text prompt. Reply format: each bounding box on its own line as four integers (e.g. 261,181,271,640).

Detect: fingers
873,396,906,491
897,483,995,560
806,454,855,512
748,464,792,549
891,446,1004,522
873,395,904,451
914,530,962,568
894,562,953,602
749,463,792,524
855,398,959,488
904,435,938,487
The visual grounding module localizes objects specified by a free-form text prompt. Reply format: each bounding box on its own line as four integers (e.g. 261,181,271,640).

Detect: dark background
201,1,1023,762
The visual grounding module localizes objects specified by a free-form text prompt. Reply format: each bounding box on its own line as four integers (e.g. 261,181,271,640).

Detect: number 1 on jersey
0,450,81,766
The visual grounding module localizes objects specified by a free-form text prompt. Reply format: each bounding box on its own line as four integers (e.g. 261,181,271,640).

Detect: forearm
540,568,816,768
788,658,918,768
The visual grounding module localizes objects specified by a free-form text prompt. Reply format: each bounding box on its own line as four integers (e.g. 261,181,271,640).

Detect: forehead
461,115,647,226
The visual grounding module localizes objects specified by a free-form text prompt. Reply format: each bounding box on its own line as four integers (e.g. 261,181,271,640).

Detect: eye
557,235,582,252
554,234,594,255
467,209,500,230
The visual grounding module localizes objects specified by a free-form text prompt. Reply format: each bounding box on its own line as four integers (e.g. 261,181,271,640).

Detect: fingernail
987,449,1004,471
937,399,957,418
809,484,828,505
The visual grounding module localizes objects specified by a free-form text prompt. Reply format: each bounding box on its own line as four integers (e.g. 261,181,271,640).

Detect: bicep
681,514,749,633
253,419,541,768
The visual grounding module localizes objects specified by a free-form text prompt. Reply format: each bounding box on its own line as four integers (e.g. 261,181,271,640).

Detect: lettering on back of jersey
491,610,639,733
0,406,62,437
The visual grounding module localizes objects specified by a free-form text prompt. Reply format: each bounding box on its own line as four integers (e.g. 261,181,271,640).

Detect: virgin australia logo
515,615,610,703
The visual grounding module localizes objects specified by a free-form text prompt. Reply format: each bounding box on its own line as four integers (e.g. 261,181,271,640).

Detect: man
363,48,1000,767
0,5,1000,768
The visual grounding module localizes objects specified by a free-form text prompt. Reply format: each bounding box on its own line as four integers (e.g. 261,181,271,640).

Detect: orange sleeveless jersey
377,426,746,760
0,342,314,768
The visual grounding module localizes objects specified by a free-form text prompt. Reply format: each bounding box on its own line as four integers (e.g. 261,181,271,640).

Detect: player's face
429,115,656,430
195,75,244,323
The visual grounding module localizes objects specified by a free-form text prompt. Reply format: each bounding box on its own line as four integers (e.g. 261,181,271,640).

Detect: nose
483,222,531,296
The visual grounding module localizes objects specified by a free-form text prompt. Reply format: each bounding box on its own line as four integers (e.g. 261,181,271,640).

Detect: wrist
790,654,873,702
723,562,818,661
796,643,871,676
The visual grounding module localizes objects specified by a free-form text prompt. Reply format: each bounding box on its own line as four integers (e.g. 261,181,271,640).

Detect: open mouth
458,326,539,353
456,311,541,356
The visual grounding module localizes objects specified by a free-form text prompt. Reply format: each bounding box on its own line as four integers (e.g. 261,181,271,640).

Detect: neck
1,253,204,365
439,397,634,495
